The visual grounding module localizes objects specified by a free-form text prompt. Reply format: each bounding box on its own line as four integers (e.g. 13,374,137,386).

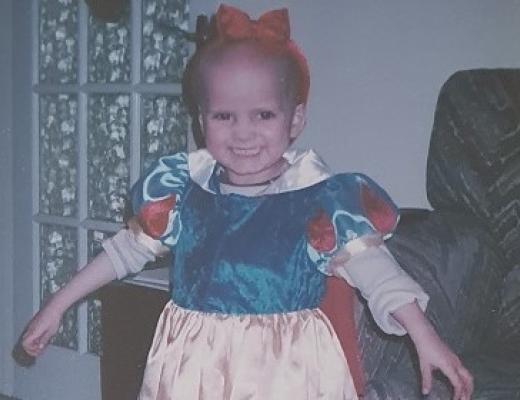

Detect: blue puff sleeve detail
306,173,400,274
130,152,190,247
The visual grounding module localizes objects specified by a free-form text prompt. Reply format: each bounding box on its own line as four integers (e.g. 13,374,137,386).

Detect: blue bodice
171,179,328,314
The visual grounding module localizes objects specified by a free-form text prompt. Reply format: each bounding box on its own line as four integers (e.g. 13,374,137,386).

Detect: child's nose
232,117,255,140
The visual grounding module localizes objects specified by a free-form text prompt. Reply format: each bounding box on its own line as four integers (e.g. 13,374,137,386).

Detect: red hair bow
215,4,290,43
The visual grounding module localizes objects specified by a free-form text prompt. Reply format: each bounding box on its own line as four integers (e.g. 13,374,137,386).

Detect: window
35,0,190,355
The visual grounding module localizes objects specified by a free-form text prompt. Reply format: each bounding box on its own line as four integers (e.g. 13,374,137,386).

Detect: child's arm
328,241,473,399
22,218,165,357
392,301,473,400
22,251,117,357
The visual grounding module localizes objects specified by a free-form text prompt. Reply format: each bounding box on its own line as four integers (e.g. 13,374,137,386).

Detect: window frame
32,0,191,355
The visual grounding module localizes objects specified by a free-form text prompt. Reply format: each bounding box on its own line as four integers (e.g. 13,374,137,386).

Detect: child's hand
414,329,473,400
21,304,63,358
392,301,473,400
20,249,119,359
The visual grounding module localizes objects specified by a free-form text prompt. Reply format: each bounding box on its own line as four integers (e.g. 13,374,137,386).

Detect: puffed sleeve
130,152,190,247
307,173,428,335
102,152,189,279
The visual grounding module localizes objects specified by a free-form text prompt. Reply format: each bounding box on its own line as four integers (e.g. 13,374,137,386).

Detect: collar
188,148,333,195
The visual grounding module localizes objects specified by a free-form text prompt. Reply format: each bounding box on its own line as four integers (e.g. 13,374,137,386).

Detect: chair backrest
427,69,520,271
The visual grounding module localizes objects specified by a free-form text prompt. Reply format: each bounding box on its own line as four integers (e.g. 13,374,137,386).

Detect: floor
0,395,18,400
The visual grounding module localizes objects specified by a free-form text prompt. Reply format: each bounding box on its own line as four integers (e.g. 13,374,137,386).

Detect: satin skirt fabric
138,301,358,400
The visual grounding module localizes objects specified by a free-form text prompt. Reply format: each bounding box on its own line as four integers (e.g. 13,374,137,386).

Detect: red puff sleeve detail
306,210,336,253
360,182,399,236
137,195,176,239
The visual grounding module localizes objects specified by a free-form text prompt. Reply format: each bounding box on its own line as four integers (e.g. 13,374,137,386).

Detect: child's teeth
233,148,259,156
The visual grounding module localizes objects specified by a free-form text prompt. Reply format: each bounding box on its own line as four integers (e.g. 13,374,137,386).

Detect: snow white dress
103,148,428,400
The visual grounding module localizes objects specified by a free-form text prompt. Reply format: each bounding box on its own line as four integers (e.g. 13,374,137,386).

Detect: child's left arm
311,174,473,398
328,243,474,399
392,301,473,400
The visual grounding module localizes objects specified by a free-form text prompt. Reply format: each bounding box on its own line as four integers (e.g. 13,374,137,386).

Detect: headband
213,4,310,104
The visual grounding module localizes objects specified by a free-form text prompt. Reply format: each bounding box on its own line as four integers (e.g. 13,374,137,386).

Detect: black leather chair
357,69,520,399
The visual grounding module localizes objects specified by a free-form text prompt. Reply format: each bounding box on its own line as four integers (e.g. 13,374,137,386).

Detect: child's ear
289,103,306,140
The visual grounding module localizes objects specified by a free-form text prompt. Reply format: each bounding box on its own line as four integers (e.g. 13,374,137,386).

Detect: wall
0,0,14,395
191,0,520,208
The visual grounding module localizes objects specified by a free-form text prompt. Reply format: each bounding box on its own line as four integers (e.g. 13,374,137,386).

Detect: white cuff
331,243,429,335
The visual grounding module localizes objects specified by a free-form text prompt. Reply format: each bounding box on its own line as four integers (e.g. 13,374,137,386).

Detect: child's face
199,48,305,185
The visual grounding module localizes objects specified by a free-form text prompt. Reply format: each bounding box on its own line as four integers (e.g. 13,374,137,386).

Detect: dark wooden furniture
100,281,169,400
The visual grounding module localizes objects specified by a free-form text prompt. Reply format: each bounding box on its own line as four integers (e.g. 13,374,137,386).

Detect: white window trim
32,0,189,355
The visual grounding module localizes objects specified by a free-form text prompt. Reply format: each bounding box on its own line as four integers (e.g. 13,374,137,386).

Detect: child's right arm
22,219,167,357
23,152,185,358
22,251,118,357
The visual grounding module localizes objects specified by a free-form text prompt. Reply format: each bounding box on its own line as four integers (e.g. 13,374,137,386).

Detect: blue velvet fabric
131,152,398,315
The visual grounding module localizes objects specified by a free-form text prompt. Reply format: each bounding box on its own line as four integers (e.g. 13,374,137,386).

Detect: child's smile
199,45,305,185
231,147,261,157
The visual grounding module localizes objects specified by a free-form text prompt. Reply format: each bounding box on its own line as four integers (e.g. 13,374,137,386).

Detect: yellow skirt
138,301,358,400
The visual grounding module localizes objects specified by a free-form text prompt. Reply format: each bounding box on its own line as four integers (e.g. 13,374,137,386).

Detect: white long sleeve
329,240,429,335
102,228,166,279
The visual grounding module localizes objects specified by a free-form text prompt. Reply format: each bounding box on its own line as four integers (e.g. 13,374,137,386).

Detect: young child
22,4,473,400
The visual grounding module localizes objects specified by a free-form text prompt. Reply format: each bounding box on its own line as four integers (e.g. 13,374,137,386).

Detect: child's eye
212,112,232,121
258,111,276,120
